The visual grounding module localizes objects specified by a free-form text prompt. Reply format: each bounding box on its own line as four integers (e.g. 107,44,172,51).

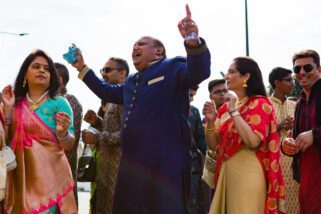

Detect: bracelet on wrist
4,116,12,126
205,126,215,131
230,111,240,117
228,109,237,115
205,124,216,135
57,131,72,142
184,32,201,44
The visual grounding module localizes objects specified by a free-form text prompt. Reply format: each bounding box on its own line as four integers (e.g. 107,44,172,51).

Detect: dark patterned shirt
65,93,83,205
294,79,321,212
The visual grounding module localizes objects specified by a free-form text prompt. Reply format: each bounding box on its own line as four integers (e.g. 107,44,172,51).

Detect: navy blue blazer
80,40,211,213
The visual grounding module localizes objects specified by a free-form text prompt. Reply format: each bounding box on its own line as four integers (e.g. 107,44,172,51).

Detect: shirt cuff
78,66,91,80
184,37,208,55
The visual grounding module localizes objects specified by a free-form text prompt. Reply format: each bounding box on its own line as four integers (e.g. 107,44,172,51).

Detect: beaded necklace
26,90,49,112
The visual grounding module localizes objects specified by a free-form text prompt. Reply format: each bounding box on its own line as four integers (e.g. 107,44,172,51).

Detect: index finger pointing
185,4,191,19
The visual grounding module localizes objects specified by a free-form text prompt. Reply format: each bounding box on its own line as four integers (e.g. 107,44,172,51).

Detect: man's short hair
54,62,69,86
268,67,292,89
292,49,320,67
208,79,225,93
153,38,166,58
109,57,130,76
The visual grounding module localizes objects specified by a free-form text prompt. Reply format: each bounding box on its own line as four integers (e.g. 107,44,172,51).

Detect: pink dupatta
5,99,77,214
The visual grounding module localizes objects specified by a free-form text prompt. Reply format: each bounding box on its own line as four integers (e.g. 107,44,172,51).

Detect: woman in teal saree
2,50,77,214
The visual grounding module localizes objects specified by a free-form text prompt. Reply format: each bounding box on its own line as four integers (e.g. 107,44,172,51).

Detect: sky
1,0,321,128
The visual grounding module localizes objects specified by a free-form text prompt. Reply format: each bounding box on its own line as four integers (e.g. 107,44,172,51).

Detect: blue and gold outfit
78,39,211,214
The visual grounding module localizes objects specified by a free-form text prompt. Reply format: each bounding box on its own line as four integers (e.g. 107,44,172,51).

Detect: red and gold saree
213,96,285,214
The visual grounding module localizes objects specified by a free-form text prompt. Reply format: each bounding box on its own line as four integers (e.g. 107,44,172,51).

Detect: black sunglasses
100,67,121,75
293,64,314,74
211,88,228,95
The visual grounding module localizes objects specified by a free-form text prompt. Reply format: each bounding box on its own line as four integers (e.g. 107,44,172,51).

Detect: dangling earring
23,79,26,88
242,80,248,88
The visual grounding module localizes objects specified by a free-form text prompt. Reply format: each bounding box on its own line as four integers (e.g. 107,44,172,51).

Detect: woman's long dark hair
14,50,61,102
233,57,267,97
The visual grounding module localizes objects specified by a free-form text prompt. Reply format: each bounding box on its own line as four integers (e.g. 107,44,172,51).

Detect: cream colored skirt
209,149,266,214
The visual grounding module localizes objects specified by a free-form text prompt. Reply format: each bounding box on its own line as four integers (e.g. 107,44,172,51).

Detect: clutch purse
0,145,17,171
77,144,96,182
202,150,216,189
0,121,17,171
0,156,7,201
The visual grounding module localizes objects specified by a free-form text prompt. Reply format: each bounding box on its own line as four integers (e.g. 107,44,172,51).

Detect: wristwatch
185,32,201,44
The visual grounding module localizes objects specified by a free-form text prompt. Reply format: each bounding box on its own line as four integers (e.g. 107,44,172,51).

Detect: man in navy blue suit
72,5,211,213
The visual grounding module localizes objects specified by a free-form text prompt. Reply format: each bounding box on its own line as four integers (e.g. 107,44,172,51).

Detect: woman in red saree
203,57,285,214
1,50,77,213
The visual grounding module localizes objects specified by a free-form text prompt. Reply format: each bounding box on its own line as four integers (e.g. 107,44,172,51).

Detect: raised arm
70,44,124,104
177,5,211,88
1,85,15,143
202,100,220,150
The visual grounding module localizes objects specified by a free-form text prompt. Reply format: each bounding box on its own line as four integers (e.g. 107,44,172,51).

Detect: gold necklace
236,96,248,107
26,91,49,112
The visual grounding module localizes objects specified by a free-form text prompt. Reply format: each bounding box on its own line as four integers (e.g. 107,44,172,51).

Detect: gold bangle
205,126,215,131
205,130,215,135
205,122,215,129
205,124,216,135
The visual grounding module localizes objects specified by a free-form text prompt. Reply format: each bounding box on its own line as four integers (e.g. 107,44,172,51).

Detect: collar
269,94,289,105
300,78,321,101
147,59,161,67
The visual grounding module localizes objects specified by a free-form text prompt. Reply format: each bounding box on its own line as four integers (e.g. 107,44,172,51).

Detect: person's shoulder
65,93,76,99
247,96,272,110
190,105,199,113
66,93,81,102
249,96,276,115
162,56,186,65
50,95,69,104
287,99,297,106
126,73,136,81
251,96,270,104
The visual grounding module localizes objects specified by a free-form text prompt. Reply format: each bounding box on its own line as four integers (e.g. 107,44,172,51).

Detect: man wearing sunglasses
282,50,321,212
268,67,298,213
71,5,211,214
81,57,129,213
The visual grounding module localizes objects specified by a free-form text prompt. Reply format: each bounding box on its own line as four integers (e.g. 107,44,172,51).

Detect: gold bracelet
205,126,215,131
205,124,216,135
205,131,215,135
